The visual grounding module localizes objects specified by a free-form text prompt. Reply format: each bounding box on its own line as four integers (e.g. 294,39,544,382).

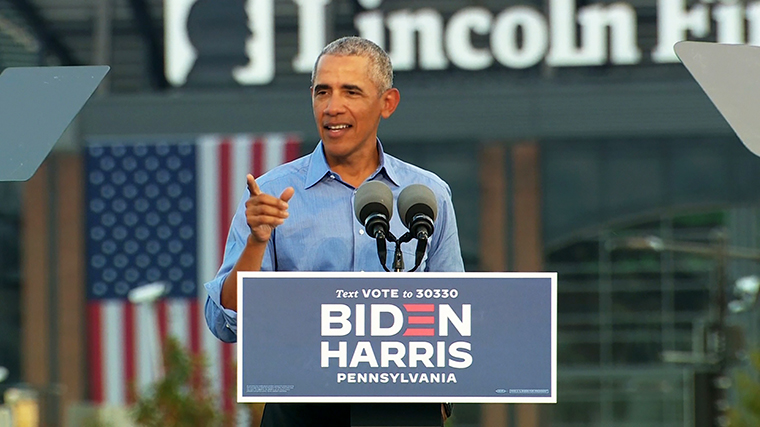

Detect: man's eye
347,90,358,95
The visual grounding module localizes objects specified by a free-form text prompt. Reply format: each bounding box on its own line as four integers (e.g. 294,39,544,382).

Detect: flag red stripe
189,299,200,355
219,139,232,263
123,303,135,403
407,316,435,324
222,343,234,414
253,138,264,178
403,328,435,336
157,300,168,346
404,304,435,312
87,303,104,402
285,136,300,161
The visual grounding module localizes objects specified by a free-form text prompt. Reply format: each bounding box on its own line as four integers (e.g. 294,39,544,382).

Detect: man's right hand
245,174,295,243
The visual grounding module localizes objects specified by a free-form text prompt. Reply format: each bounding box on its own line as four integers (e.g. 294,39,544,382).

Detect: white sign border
236,271,557,404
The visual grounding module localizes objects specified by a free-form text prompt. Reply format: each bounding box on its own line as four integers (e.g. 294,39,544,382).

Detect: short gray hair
311,36,393,94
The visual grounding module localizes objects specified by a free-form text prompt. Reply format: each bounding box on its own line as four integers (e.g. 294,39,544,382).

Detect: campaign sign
237,272,556,403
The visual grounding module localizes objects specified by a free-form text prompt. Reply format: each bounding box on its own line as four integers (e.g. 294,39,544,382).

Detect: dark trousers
261,403,351,427
260,403,443,427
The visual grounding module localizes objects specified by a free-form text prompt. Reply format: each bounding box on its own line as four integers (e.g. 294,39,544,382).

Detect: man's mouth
325,124,351,130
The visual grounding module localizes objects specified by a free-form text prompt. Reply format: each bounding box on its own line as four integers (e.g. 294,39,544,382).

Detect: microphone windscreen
398,184,437,227
354,181,394,224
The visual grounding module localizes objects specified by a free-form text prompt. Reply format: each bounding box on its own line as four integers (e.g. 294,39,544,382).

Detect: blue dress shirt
204,141,465,342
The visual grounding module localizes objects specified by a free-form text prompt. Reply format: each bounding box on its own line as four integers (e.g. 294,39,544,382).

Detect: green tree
729,351,760,427
132,337,234,427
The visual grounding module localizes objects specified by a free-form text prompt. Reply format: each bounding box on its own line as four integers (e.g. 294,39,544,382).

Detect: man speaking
204,36,464,426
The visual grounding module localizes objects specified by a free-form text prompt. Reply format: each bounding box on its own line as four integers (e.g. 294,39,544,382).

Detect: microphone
354,181,393,239
398,184,437,241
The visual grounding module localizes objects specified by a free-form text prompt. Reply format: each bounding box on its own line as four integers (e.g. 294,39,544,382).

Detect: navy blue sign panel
237,272,556,403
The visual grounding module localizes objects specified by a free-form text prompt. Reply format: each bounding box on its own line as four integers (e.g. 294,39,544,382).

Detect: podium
236,272,557,426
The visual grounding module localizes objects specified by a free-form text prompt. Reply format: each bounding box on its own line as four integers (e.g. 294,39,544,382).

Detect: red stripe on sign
157,300,168,346
404,304,435,312
253,138,264,178
403,328,435,337
87,303,103,402
408,316,435,324
123,303,135,403
285,136,301,162
222,343,234,414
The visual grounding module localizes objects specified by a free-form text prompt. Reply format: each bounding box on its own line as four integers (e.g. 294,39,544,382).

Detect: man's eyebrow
313,84,330,92
342,84,364,92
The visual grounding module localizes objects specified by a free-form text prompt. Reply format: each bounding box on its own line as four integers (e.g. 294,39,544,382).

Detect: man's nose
324,94,345,115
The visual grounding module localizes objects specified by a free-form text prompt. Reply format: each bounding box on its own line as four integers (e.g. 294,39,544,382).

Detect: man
204,36,464,426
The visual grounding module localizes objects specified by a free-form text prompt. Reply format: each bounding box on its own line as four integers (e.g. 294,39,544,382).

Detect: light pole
127,282,168,388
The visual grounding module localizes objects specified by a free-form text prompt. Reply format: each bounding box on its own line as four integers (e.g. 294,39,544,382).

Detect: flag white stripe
265,133,286,172
104,301,124,405
168,299,190,348
233,134,252,214
136,304,153,395
197,135,223,402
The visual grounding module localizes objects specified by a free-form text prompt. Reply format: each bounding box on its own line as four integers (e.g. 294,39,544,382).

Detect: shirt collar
304,140,401,189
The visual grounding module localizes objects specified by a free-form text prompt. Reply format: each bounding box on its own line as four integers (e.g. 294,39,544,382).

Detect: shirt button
359,229,365,235
225,323,231,329
330,174,336,179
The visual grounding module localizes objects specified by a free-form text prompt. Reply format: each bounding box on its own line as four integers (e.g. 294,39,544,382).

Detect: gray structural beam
127,0,167,89
79,78,731,142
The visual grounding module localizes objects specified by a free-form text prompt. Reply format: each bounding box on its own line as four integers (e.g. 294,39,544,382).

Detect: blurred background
2,0,760,426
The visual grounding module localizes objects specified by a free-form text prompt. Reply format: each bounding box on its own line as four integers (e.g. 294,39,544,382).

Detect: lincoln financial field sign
165,0,759,86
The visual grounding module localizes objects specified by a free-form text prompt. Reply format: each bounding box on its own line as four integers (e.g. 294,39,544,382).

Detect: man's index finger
247,174,262,196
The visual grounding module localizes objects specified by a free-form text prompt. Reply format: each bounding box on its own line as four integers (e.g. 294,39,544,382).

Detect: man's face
311,54,398,163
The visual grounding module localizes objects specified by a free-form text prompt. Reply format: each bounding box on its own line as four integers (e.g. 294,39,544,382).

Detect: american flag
85,134,301,410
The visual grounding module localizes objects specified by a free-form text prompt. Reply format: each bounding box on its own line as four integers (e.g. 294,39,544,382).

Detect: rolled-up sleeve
204,274,239,343
203,195,249,343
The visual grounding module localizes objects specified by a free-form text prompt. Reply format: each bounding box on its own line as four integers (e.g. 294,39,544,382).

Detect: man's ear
381,88,401,119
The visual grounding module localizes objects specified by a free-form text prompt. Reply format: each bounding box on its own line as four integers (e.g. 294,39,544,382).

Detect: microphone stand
374,231,425,273
361,233,440,427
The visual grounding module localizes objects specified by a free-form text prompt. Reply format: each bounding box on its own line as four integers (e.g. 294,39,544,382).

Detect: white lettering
748,3,760,46
713,2,744,44
232,0,275,85
652,0,710,62
409,342,435,368
491,6,548,69
579,3,641,64
356,304,365,336
291,0,331,73
321,304,351,336
356,10,386,48
547,0,640,66
380,341,407,367
386,9,448,70
437,341,446,367
321,341,347,367
349,341,379,367
445,7,493,70
438,304,471,337
371,304,404,336
448,341,473,369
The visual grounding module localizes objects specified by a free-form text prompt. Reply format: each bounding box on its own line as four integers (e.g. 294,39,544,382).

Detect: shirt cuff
204,277,238,337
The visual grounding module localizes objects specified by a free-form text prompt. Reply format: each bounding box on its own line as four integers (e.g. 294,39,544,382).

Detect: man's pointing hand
245,174,295,243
